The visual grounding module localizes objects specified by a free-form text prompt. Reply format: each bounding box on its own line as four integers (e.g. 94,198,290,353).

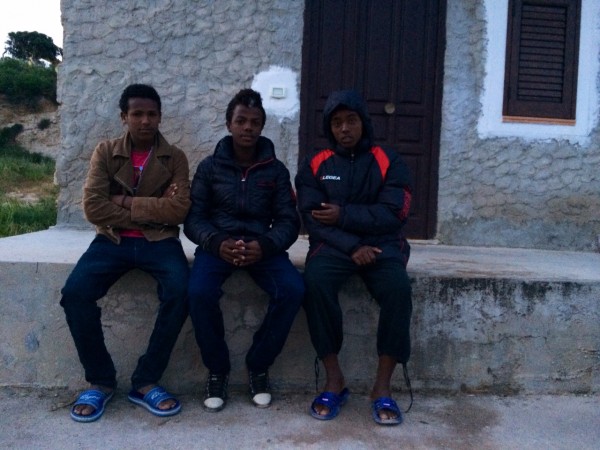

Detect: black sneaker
248,370,271,408
204,373,228,412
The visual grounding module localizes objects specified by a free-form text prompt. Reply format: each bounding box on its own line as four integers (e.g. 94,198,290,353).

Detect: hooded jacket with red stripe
294,89,412,265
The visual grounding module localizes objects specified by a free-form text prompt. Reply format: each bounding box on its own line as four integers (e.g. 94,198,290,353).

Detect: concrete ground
1,387,598,450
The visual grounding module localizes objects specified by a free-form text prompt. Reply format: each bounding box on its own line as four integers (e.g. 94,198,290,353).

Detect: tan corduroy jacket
83,131,191,244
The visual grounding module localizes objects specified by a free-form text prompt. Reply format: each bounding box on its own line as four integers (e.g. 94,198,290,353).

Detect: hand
351,245,382,266
311,203,340,225
162,183,178,198
110,194,132,209
219,239,263,266
219,238,240,265
236,240,262,266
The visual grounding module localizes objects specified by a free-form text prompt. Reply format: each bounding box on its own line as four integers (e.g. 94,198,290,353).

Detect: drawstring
314,356,320,393
403,362,414,413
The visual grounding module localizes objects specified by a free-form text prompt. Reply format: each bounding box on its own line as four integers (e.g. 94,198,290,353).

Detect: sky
0,0,63,55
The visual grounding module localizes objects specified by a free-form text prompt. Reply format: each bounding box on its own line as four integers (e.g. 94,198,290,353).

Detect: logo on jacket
320,175,341,181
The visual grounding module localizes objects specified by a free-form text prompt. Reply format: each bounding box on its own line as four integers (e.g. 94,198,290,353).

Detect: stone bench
1,228,599,395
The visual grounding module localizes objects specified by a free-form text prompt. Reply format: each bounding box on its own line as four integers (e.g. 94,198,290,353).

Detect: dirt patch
0,96,60,160
1,98,60,206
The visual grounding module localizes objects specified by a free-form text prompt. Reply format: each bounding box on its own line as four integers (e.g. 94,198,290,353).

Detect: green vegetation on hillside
0,141,57,237
0,57,57,107
0,30,60,236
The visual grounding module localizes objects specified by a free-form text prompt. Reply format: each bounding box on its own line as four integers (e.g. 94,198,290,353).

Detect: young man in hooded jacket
184,88,304,412
295,89,413,425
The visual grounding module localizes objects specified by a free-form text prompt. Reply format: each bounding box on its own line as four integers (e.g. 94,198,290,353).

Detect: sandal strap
312,390,345,409
73,389,110,409
143,386,174,408
373,396,401,415
402,362,414,413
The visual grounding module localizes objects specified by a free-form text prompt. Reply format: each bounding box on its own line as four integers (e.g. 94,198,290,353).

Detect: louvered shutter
503,0,580,122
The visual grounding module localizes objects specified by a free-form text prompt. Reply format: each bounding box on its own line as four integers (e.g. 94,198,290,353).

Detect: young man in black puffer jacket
184,88,304,412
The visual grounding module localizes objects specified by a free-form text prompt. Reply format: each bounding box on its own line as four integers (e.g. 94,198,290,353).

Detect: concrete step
1,228,599,394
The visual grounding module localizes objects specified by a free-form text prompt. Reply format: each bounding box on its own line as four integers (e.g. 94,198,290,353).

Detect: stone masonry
438,1,600,251
55,0,600,250
56,0,304,228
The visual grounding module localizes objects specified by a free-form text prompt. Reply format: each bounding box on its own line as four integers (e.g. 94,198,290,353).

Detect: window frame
502,0,581,124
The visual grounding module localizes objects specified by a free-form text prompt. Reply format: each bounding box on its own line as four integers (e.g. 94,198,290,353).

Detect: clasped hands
311,202,381,266
219,239,263,267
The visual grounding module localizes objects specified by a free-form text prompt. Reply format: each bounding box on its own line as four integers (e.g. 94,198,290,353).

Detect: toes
316,405,330,416
74,405,95,416
378,409,396,421
158,399,176,411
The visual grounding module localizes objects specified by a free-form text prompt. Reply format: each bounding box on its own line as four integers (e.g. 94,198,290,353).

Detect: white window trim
478,0,600,144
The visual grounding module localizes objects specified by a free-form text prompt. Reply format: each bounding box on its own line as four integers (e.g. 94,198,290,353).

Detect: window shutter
503,0,580,122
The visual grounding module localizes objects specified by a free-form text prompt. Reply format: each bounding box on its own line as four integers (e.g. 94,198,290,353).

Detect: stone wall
2,231,598,394
439,1,600,251
55,0,600,251
56,0,304,228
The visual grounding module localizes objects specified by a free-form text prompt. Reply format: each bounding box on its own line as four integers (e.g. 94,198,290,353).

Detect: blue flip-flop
372,396,403,426
127,386,181,417
70,389,114,423
310,387,350,420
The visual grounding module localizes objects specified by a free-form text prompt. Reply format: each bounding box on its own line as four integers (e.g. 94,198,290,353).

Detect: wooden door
299,0,446,239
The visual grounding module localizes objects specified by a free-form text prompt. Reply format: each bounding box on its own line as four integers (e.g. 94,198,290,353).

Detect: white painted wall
251,66,300,123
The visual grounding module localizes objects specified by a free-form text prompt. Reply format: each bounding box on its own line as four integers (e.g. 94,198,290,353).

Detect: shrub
37,118,52,130
0,124,25,146
0,57,57,108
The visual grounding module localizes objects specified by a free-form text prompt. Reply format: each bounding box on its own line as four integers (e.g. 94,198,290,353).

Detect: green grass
0,143,57,237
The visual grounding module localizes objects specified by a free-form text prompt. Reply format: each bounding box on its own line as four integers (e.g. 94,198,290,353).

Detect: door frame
298,0,446,240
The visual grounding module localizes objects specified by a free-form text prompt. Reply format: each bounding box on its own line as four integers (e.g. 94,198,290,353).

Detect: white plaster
251,66,299,123
478,0,600,145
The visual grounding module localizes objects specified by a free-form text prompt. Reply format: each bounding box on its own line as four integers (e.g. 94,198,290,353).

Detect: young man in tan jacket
61,83,190,422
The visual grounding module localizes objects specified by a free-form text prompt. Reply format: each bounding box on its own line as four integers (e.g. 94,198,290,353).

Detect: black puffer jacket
184,135,300,259
295,89,412,265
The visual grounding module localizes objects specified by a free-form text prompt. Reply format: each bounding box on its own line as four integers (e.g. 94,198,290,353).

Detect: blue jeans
303,255,412,363
60,235,189,390
187,249,305,374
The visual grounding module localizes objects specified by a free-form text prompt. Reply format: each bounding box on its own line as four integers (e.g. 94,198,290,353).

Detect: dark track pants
303,255,412,363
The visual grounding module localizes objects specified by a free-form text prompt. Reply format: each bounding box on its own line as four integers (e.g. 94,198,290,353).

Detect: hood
322,89,374,153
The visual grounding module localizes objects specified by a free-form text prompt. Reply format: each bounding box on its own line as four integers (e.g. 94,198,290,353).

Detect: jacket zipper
238,158,274,215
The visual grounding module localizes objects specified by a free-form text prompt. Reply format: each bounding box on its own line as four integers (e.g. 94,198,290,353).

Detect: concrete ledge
1,228,599,394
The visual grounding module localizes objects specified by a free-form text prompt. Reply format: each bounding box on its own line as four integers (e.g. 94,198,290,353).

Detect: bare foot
314,378,346,416
371,355,398,421
371,388,398,421
314,354,346,416
136,384,177,411
72,385,113,417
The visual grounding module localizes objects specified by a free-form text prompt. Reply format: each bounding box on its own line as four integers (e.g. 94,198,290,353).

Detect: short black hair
119,84,161,114
225,88,266,126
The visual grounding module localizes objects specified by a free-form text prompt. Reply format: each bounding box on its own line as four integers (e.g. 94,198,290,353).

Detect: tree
3,31,62,66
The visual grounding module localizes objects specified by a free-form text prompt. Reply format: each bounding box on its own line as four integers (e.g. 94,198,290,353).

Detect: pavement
1,387,598,450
